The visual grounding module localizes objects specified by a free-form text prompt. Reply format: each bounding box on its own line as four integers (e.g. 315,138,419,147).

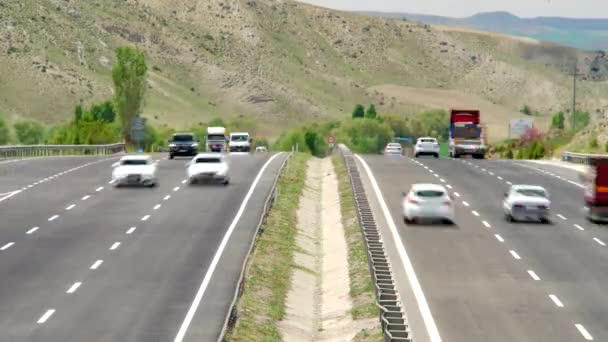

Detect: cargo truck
448,109,487,159
581,158,608,222
207,127,227,152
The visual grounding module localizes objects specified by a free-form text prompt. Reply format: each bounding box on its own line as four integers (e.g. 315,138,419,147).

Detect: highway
358,154,606,342
0,152,287,342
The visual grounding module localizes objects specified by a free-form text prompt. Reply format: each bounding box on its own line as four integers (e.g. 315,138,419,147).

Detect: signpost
130,117,146,152
509,118,534,139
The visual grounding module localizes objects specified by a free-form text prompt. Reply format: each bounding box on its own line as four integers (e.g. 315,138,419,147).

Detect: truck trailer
448,109,487,159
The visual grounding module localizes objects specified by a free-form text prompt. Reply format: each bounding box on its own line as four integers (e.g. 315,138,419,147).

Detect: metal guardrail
0,143,125,160
562,151,608,165
338,144,412,342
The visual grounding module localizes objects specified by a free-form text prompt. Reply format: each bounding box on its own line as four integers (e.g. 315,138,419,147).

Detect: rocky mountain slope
2,0,608,139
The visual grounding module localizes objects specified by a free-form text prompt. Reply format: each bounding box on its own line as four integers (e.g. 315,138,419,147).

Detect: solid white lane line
557,214,567,220
454,192,460,198
173,187,180,192
482,221,491,228
472,210,479,217
37,309,55,324
153,204,161,210
574,224,585,231
528,270,541,281
96,187,104,192
446,185,452,189
353,155,442,342
575,324,594,340
90,260,103,270
110,242,121,250
66,282,82,294
497,176,503,180
164,195,171,201
0,242,14,250
48,215,59,221
26,227,39,235
126,227,136,234
141,215,150,221
174,153,285,342
549,294,564,307
510,250,521,260
593,238,606,246
81,195,91,201
462,201,470,207
66,204,76,211
494,234,504,242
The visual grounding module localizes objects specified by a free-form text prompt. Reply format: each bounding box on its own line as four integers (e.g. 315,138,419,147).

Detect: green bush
572,111,590,132
590,137,599,149
365,104,377,119
338,118,393,153
14,120,45,145
605,140,608,153
408,109,449,141
0,115,10,145
521,105,532,116
352,104,365,119
551,111,565,130
89,101,116,122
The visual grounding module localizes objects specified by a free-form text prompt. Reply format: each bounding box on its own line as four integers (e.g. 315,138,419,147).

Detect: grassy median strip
227,153,309,342
332,154,382,337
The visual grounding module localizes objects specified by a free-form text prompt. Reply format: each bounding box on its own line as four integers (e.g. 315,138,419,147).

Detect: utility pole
571,64,584,132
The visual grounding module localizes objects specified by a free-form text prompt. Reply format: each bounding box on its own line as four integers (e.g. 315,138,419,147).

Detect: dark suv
168,133,199,159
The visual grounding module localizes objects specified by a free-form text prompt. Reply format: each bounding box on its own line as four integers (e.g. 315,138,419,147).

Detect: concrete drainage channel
339,145,412,342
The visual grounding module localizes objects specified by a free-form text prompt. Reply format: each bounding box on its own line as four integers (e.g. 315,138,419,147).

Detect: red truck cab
582,158,608,222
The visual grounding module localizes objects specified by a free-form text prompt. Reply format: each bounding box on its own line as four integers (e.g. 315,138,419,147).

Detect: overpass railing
562,151,608,165
0,143,125,160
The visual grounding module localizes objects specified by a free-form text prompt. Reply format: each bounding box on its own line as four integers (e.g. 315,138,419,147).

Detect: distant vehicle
207,127,227,152
384,143,403,155
168,133,199,159
414,137,440,158
503,185,551,223
256,146,268,153
581,158,608,222
229,132,252,152
112,155,158,187
448,109,487,159
186,153,230,185
402,183,454,224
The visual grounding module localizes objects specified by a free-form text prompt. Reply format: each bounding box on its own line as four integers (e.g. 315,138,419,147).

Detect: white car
112,155,158,187
187,153,230,185
414,137,440,158
402,183,454,224
503,185,551,223
384,143,403,155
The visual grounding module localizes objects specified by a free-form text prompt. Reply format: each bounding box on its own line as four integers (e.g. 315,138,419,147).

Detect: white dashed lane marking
110,242,121,250
96,187,104,192
126,227,136,235
181,180,187,184
81,195,90,201
173,187,180,192
66,282,82,294
472,210,479,217
575,324,594,340
163,195,171,201
527,270,541,281
507,181,512,185
494,234,504,242
446,185,452,189
65,204,76,211
141,215,150,221
454,192,461,198
509,250,521,260
549,294,564,308
462,201,470,207
593,238,606,246
37,309,55,324
0,242,14,251
497,176,503,180
48,215,59,222
482,221,491,228
26,227,39,235
557,214,567,220
153,204,161,210
574,224,585,231
90,260,103,270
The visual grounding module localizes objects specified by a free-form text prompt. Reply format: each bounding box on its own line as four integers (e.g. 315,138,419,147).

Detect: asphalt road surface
0,152,287,342
359,154,605,342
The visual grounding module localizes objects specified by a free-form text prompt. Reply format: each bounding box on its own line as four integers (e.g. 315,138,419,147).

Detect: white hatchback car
414,137,440,158
503,185,551,223
112,155,159,187
384,143,403,155
187,153,230,185
402,183,454,224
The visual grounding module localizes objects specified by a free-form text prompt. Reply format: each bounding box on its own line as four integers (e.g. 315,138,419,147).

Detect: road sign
130,117,146,142
327,135,336,144
509,118,534,139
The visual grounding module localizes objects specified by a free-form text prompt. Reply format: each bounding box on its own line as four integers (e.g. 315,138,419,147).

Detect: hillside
363,11,608,51
2,1,608,140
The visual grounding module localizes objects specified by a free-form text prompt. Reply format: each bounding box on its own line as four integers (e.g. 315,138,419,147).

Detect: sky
297,0,608,19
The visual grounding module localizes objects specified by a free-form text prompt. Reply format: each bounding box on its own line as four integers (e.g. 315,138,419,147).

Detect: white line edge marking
153,204,161,210
354,154,442,342
26,227,39,234
174,153,284,342
574,224,585,231
126,227,136,234
81,195,90,201
472,210,479,217
90,260,103,270
66,204,76,210
575,324,594,340
510,250,521,260
528,270,541,280
110,242,121,250
482,221,491,228
462,201,470,207
48,215,59,221
37,309,55,324
549,294,564,307
0,242,14,250
494,234,504,242
593,238,606,246
557,214,567,220
66,282,82,294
